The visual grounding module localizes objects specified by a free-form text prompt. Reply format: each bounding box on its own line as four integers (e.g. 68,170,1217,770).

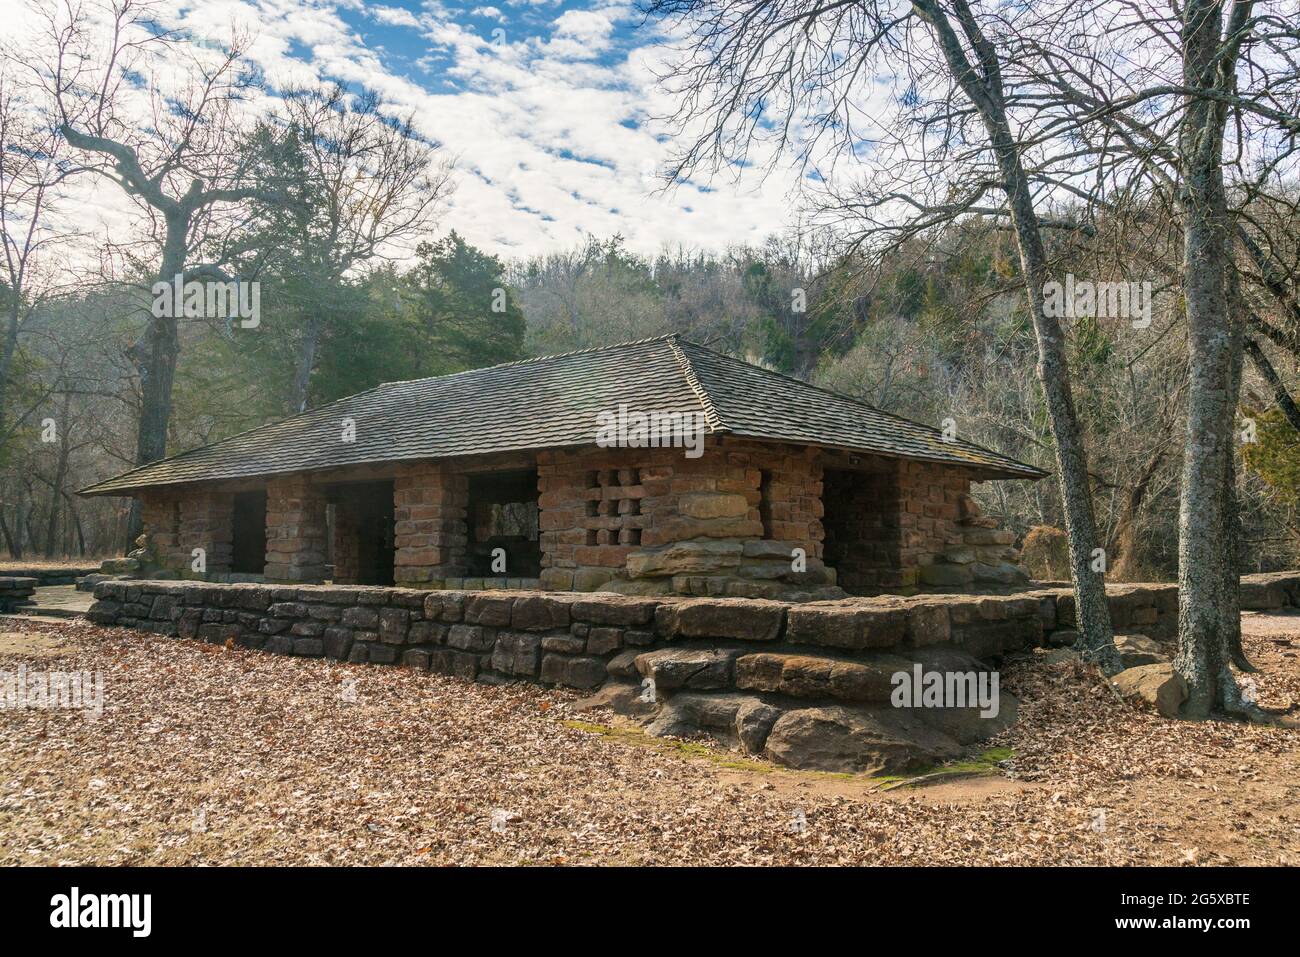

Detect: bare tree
0,54,75,450
643,0,1121,668
19,0,283,531
1013,0,1300,717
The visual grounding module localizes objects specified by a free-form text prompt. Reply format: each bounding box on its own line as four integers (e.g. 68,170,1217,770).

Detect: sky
8,0,807,261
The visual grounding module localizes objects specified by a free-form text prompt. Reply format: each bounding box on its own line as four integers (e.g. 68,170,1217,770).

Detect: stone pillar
264,475,327,582
393,462,468,584
180,489,235,576
139,489,185,570
138,487,237,577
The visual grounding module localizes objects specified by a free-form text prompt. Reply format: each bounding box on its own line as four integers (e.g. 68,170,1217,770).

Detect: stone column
393,462,468,584
264,475,328,582
179,489,234,576
139,489,185,571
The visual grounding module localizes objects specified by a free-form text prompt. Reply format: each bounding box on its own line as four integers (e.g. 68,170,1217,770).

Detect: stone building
80,336,1045,598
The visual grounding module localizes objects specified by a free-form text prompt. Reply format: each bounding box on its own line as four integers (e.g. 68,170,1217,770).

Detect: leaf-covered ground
0,614,1296,866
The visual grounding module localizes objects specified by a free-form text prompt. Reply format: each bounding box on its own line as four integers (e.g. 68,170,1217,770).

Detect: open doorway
231,489,268,574
821,465,901,595
466,469,540,578
327,480,395,585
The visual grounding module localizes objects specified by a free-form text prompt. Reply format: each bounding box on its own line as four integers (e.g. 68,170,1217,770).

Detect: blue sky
14,0,801,261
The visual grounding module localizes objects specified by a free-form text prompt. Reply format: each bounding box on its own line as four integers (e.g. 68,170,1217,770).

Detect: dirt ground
0,561,105,572
0,612,1296,866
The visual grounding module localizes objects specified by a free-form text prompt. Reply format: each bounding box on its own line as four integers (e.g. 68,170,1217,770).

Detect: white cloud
551,9,616,46
11,0,803,263
370,5,423,28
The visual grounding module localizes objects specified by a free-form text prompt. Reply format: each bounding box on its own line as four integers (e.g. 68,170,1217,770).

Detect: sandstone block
657,597,785,642
634,647,741,691
1112,663,1186,718
785,605,907,651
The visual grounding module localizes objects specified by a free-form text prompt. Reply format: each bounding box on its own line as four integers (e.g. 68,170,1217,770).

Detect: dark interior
328,479,396,586
821,465,901,595
230,489,268,574
466,469,540,578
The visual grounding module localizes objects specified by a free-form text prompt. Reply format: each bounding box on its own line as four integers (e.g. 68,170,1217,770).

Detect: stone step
632,647,743,692
617,683,1017,775
734,651,911,704
21,606,83,620
625,644,1001,707
734,646,1001,704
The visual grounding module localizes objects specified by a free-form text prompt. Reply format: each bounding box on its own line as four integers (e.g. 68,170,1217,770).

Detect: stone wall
138,485,247,577
0,576,37,612
0,566,100,586
331,503,363,585
86,571,1300,773
822,461,901,592
537,437,834,598
818,452,1029,596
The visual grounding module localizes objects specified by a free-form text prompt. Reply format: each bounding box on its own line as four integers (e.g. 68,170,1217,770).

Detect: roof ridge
675,338,1033,470
376,334,686,390
665,334,727,433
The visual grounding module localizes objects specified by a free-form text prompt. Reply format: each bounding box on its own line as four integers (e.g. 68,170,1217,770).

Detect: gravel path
1,616,1297,865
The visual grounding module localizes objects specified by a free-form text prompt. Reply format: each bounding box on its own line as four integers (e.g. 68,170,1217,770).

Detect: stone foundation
85,571,1300,772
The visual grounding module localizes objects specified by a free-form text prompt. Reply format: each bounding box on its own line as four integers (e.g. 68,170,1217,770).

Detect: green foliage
171,230,525,436
1242,408,1300,507
400,232,526,378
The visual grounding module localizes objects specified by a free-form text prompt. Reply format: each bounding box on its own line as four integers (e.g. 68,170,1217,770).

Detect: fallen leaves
0,615,1296,865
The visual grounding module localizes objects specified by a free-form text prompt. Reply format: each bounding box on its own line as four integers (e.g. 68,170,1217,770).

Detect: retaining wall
0,577,37,612
86,572,1300,687
0,566,100,586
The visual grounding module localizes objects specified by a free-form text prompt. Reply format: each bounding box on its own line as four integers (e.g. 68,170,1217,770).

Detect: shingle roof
79,335,1046,495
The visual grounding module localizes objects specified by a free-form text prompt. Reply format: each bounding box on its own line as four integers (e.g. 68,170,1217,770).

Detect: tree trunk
23,502,39,554
1172,0,1243,718
137,214,188,465
1222,274,1252,673
1109,448,1166,581
64,494,86,557
43,395,72,557
1245,337,1300,432
0,507,20,559
126,213,189,543
0,298,21,447
914,0,1119,671
291,314,326,414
